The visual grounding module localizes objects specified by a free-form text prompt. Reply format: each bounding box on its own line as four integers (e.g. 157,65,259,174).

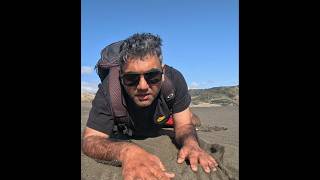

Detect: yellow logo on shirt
156,115,166,123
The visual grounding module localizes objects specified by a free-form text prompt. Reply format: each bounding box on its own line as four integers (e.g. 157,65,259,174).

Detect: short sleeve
170,68,191,114
86,83,114,135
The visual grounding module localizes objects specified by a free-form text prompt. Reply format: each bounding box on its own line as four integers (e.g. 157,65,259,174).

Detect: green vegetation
189,85,239,106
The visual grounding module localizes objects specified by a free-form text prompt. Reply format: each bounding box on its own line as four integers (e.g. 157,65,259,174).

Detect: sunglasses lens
145,71,162,84
122,74,140,86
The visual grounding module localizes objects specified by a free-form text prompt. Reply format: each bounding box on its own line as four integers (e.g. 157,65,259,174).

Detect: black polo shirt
86,65,191,136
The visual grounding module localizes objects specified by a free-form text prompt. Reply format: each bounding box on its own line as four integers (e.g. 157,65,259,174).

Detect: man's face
121,55,163,108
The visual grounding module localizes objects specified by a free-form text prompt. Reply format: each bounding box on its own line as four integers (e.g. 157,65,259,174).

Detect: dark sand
81,103,238,180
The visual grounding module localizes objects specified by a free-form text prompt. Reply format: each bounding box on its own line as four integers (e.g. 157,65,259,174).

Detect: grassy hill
189,85,239,106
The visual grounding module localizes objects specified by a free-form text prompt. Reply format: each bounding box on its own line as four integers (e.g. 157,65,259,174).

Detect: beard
126,88,161,108
132,96,154,107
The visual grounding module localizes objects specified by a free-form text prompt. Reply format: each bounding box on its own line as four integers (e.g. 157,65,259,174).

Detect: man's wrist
183,138,199,148
119,143,142,162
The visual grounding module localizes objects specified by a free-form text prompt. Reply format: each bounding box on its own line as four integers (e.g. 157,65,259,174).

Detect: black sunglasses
121,69,163,86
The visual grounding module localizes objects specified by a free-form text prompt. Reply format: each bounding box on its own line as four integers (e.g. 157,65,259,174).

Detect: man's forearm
175,124,199,147
82,135,138,162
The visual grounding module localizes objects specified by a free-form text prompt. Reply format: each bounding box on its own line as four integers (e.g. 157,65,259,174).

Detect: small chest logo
156,115,166,123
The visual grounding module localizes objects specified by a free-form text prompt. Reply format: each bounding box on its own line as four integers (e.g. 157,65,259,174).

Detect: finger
156,160,175,178
158,160,166,171
199,158,211,173
140,171,158,180
209,156,218,167
189,155,198,172
148,163,168,180
177,148,188,163
208,161,216,170
155,158,173,178
150,170,170,180
156,161,175,179
164,172,175,178
158,173,173,180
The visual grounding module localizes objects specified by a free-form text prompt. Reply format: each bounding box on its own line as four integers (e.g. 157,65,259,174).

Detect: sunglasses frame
120,68,164,87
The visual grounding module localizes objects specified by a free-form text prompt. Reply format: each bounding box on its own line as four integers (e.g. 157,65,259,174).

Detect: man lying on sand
82,33,218,180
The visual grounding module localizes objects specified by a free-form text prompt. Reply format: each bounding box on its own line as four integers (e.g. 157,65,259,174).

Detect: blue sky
81,0,238,92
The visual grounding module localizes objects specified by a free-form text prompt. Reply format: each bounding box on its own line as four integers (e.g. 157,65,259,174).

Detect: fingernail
192,166,198,171
205,168,210,173
177,158,183,163
213,168,217,171
165,172,175,177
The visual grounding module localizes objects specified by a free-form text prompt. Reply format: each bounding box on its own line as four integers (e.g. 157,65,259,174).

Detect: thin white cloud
81,81,98,93
188,82,201,89
81,66,94,75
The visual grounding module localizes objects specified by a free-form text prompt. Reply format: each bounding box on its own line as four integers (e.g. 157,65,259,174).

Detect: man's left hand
177,143,218,173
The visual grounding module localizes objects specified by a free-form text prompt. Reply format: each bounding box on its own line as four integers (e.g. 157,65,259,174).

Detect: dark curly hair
119,33,163,70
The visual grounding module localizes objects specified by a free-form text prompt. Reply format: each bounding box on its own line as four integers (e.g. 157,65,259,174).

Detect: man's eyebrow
125,68,162,74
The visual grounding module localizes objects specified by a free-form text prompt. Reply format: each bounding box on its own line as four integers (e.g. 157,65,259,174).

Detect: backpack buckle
117,123,133,136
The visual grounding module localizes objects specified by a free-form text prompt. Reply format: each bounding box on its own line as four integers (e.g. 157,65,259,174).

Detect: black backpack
95,41,176,136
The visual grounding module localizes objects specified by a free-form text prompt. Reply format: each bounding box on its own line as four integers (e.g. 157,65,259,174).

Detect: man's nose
137,75,149,90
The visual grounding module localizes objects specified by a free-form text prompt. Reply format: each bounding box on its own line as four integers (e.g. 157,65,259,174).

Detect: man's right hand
120,145,175,180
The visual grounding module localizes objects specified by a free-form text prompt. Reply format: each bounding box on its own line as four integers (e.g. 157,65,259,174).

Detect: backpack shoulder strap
161,65,176,110
96,41,133,135
107,67,133,136
108,67,127,117
95,40,128,118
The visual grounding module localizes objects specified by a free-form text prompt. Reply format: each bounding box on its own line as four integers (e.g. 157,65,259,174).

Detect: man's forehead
122,55,162,73
127,54,160,62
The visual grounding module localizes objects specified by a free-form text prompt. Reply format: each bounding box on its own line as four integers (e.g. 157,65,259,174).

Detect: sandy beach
81,102,238,180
